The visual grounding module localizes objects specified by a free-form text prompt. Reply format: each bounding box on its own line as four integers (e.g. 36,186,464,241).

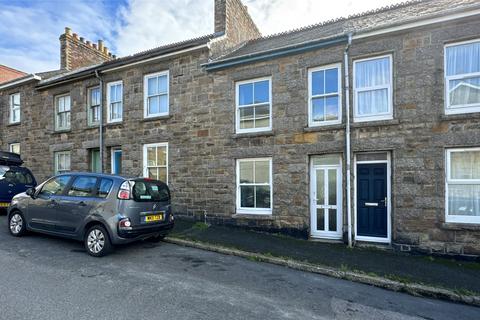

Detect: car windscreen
131,180,170,202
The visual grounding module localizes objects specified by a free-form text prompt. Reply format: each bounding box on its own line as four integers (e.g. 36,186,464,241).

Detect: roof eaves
0,74,41,90
204,35,348,71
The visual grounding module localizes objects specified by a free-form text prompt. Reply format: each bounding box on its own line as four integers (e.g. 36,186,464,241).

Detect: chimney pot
98,40,104,51
64,27,71,36
73,33,79,40
86,40,91,46
93,43,97,49
103,47,108,55
80,37,85,43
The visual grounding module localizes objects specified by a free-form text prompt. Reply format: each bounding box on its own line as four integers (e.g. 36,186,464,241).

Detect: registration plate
0,202,9,208
144,213,164,223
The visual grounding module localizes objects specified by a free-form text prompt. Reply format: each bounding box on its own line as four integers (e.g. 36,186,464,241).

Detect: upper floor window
445,39,480,114
55,94,71,131
107,81,123,123
54,151,71,174
309,64,342,126
353,55,393,122
88,86,101,126
9,93,20,124
446,148,480,224
144,71,169,118
236,77,271,133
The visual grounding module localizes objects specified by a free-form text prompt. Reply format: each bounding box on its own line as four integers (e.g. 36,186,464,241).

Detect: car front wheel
84,225,112,257
8,211,26,237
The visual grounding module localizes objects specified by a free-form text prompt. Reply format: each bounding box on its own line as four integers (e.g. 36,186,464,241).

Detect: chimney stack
59,27,115,71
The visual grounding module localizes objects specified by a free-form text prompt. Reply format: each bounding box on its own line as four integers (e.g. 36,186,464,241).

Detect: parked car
0,151,36,211
7,172,174,257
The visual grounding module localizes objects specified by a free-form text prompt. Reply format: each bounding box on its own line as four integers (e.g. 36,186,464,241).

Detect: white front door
310,156,342,239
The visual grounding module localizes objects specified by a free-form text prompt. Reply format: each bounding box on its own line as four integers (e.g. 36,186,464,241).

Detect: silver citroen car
7,173,174,257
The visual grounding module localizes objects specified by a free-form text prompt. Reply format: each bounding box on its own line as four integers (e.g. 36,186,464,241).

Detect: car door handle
78,201,87,207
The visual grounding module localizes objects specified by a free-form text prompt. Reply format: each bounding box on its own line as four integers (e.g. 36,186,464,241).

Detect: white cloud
0,0,405,73
114,0,214,56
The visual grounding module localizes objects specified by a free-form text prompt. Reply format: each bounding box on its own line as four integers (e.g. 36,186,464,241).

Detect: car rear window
132,180,170,202
0,166,34,185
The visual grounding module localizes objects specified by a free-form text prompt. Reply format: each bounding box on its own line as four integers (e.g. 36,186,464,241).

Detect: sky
0,0,405,73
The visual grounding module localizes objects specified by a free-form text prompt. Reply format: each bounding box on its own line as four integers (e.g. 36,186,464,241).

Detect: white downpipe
344,34,353,247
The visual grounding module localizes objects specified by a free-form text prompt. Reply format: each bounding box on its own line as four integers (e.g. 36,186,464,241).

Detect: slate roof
211,0,480,64
37,32,222,88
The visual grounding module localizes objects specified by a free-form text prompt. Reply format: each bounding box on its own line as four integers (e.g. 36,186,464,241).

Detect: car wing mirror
26,187,36,198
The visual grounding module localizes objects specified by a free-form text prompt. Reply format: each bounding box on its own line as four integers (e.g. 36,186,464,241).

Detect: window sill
52,129,71,134
232,213,274,220
441,222,480,231
304,123,345,132
233,130,274,139
85,124,100,130
141,115,172,122
440,112,480,121
104,122,123,128
6,122,21,127
351,118,399,128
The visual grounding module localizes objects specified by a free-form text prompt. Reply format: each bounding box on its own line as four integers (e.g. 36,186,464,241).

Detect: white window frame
54,151,71,174
143,142,168,184
54,93,71,131
107,80,123,123
235,77,272,134
445,147,480,224
87,86,101,126
144,71,169,118
236,157,273,215
9,143,20,155
111,148,122,175
444,39,480,115
9,93,20,124
353,54,393,122
308,64,342,127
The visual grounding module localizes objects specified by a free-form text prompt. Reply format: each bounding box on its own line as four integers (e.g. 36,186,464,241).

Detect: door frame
353,152,391,243
309,156,343,240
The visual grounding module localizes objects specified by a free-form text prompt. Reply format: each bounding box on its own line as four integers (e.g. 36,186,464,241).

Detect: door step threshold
309,237,343,244
355,241,393,251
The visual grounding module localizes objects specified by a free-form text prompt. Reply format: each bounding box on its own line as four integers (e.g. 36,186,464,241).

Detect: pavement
170,219,480,294
0,215,479,320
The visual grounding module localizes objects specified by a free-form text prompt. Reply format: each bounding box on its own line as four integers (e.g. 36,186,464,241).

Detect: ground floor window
9,143,20,155
90,149,101,173
236,158,272,215
54,151,71,174
446,148,480,224
143,142,168,183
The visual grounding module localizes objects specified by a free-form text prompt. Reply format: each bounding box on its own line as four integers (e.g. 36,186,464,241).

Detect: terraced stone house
1,0,480,256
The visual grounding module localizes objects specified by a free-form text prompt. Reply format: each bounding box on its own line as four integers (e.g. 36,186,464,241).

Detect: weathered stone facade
1,0,480,256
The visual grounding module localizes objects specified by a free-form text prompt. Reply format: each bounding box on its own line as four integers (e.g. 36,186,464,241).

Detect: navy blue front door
357,163,388,238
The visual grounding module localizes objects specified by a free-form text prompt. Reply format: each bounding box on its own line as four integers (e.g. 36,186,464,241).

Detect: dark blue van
0,151,36,210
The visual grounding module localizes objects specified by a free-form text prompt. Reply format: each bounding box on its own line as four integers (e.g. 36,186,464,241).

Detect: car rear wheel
84,225,112,257
8,211,26,237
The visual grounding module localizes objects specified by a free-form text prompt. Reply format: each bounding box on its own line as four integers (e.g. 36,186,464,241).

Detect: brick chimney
212,0,261,57
60,27,115,71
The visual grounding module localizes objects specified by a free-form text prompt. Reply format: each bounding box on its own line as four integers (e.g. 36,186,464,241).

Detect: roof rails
0,151,23,166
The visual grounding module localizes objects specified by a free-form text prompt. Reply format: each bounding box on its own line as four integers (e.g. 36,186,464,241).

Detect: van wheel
85,225,112,257
8,211,26,237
